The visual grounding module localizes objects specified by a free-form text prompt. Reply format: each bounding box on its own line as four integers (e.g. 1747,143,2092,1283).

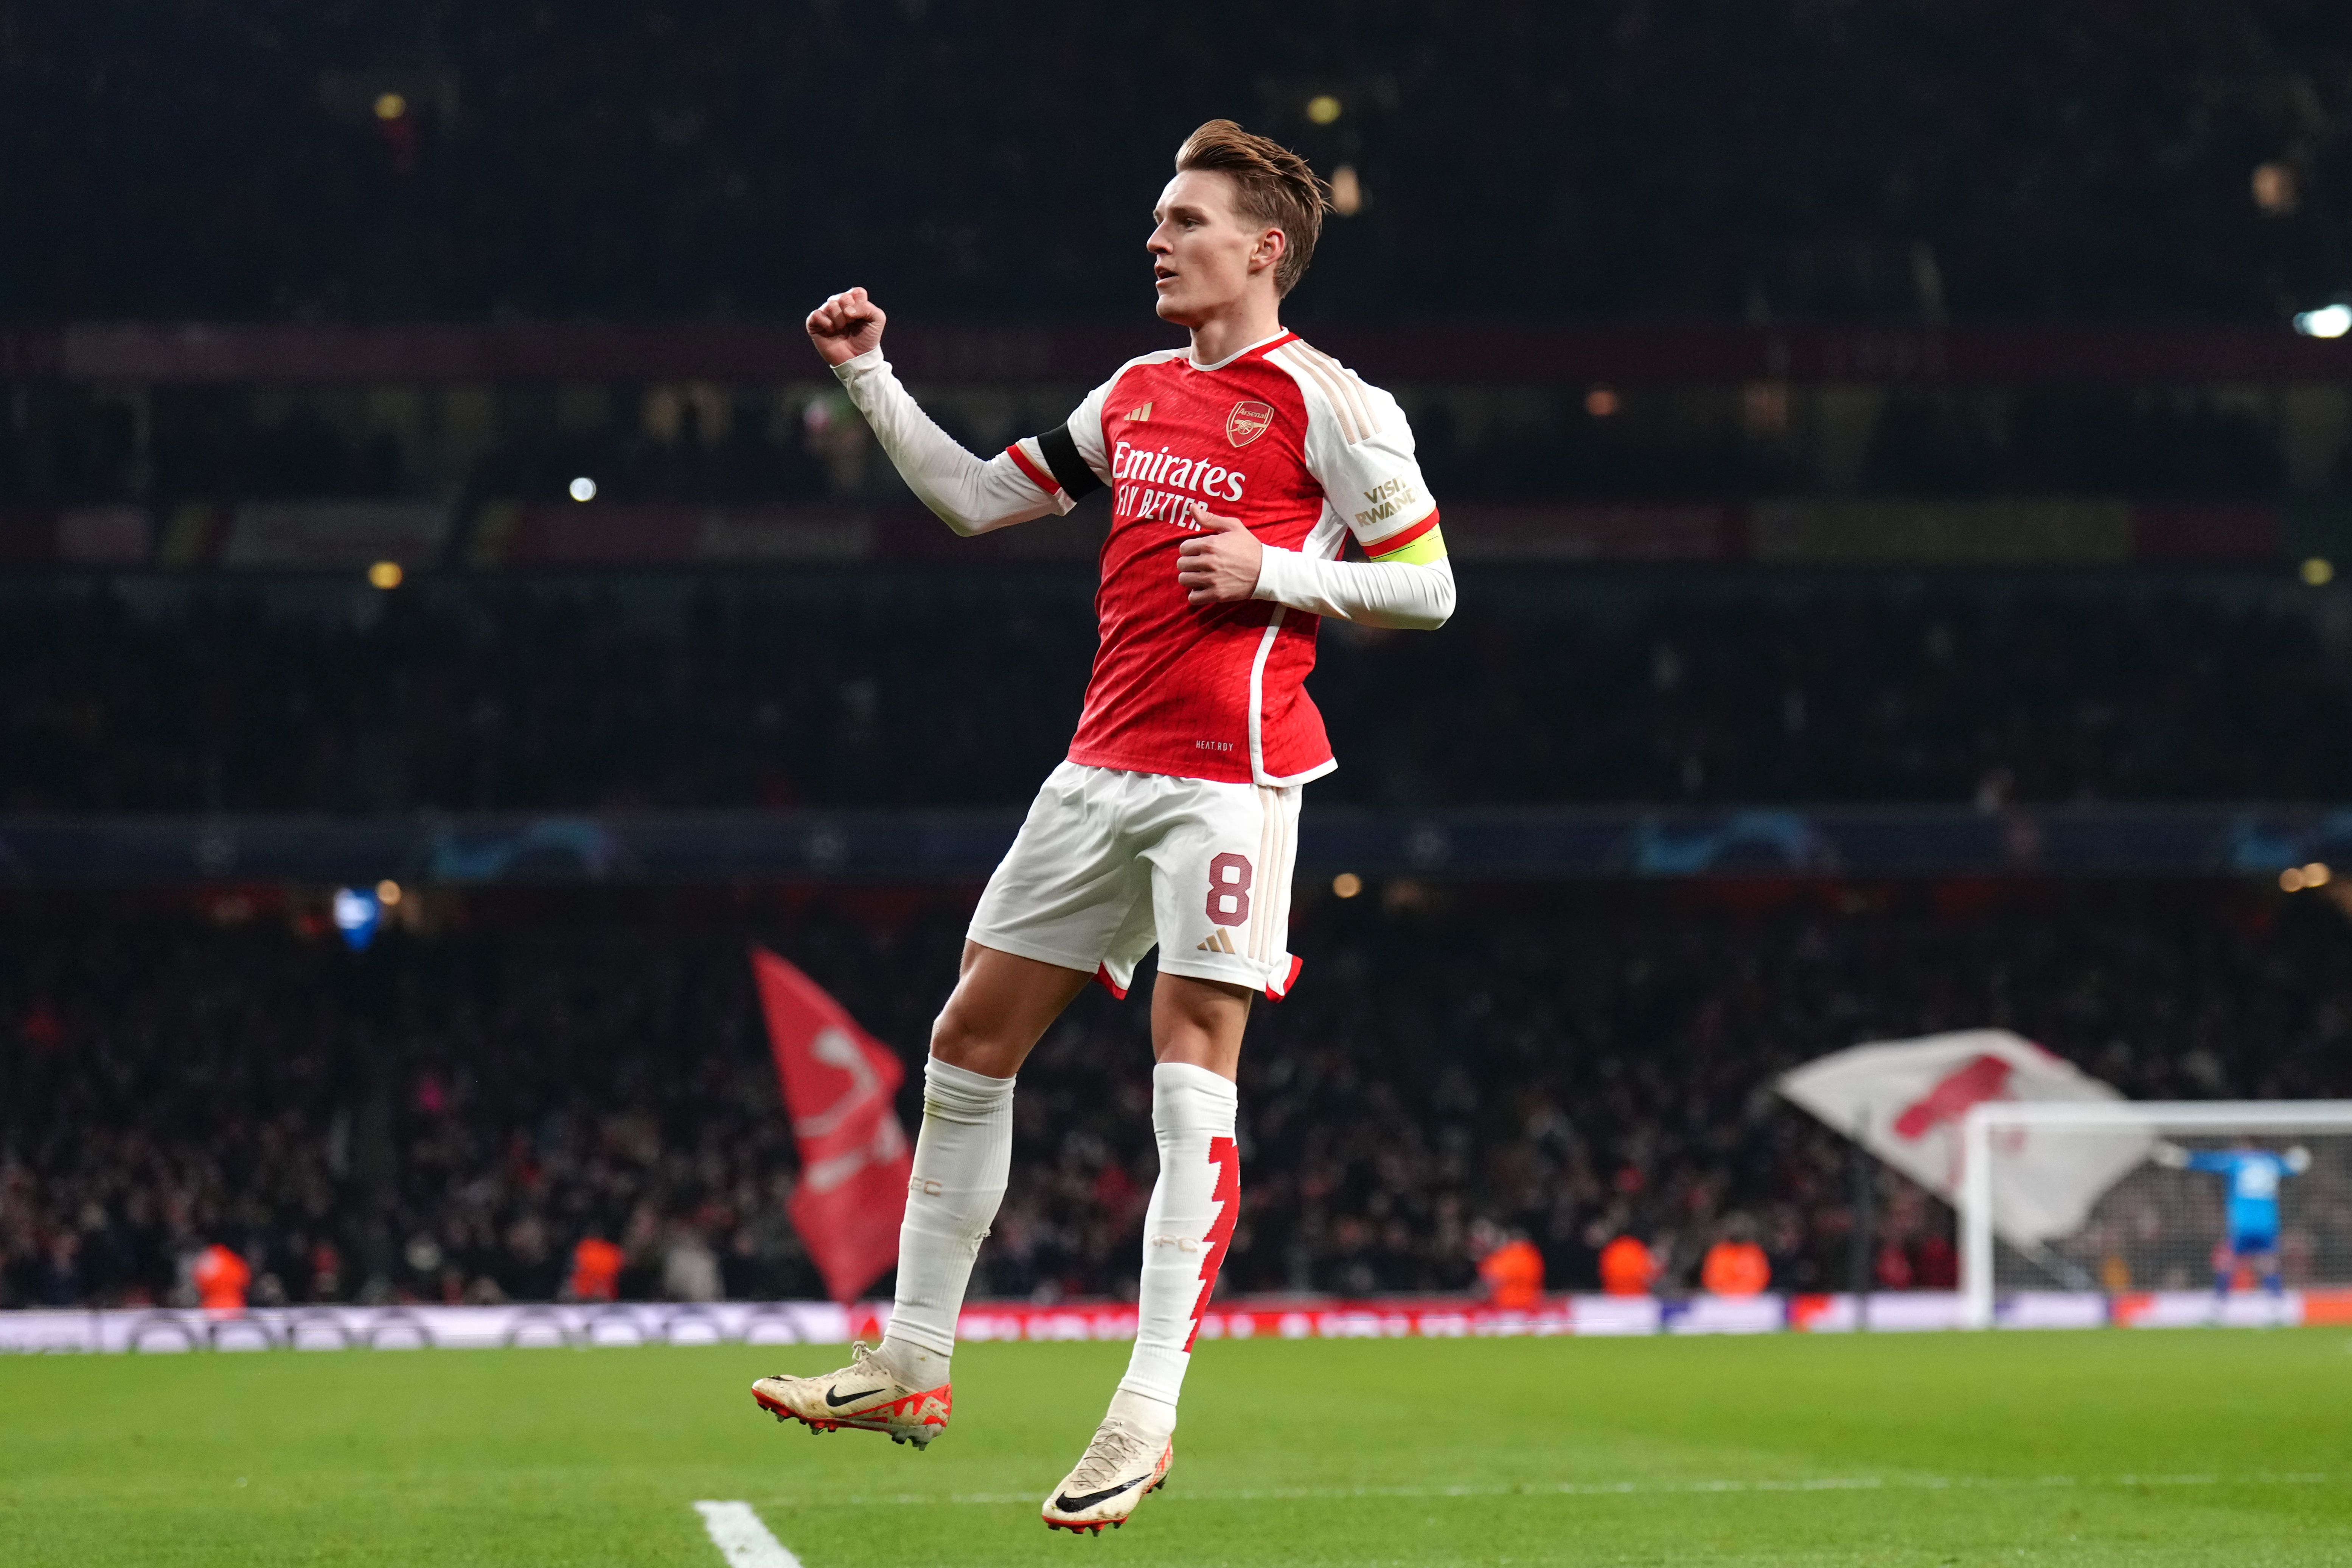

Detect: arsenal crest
1225,400,1275,448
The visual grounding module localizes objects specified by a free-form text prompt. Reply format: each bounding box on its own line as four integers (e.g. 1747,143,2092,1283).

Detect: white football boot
750,1341,951,1448
1039,1414,1173,1534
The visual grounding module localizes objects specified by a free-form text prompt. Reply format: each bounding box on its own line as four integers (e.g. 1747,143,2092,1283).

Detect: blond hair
1174,120,1331,297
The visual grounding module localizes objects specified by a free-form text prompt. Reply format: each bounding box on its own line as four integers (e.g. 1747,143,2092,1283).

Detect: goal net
1961,1101,2352,1327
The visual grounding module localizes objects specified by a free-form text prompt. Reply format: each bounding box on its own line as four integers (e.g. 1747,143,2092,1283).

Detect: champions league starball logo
1225,400,1274,447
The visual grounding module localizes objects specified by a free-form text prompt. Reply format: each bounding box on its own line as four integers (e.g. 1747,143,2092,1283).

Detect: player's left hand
1176,503,1263,605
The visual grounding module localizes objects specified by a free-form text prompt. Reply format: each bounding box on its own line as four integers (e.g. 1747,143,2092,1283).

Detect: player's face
1149,171,1280,326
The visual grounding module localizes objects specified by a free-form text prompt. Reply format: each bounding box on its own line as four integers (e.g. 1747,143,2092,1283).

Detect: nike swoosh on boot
1052,1475,1147,1512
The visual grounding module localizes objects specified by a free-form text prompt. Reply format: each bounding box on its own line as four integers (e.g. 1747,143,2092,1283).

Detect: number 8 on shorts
1206,852,1253,927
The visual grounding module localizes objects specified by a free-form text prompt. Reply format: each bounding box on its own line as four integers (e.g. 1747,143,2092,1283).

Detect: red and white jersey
1002,331,1440,786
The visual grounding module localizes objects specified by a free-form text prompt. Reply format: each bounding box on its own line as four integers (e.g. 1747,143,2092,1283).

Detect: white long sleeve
831,348,1066,536
1251,547,1457,631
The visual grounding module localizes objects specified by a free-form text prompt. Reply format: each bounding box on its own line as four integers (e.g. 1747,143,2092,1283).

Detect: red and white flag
750,946,911,1303
1777,1029,2149,1244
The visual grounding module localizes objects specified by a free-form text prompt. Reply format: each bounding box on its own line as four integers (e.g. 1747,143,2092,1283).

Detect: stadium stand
5,3,2351,323
6,578,2352,813
0,363,2301,510
7,884,2350,1311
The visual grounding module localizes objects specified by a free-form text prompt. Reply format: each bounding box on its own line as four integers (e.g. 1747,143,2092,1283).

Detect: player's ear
1252,227,1286,276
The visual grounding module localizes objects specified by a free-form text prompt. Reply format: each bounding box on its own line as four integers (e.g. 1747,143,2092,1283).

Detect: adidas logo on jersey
1128,402,1152,422
1196,929,1239,954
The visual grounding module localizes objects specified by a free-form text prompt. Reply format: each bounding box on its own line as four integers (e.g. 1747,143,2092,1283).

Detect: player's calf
750,1341,951,1448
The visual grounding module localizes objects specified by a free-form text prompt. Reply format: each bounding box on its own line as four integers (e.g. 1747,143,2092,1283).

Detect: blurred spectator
2099,1252,2134,1294
1700,1222,1772,1297
1599,1235,1662,1298
309,1241,344,1301
1912,1231,1958,1291
567,1237,623,1304
37,1232,82,1307
498,1218,555,1302
191,1243,250,1313
1473,1221,1545,1309
662,1223,723,1304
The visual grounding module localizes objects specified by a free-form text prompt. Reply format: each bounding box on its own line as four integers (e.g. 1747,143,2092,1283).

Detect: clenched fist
806,287,886,366
1175,502,1263,605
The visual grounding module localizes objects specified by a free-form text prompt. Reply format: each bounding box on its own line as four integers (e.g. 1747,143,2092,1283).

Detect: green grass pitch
3,1329,2347,1566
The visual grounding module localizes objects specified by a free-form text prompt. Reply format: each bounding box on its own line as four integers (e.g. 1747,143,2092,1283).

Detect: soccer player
2153,1138,2311,1298
750,120,1454,1534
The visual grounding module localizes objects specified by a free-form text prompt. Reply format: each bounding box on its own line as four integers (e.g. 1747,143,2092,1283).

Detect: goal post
1961,1100,2352,1329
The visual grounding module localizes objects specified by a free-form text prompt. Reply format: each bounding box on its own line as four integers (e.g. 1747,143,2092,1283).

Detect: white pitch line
761,1471,2332,1510
694,1501,802,1568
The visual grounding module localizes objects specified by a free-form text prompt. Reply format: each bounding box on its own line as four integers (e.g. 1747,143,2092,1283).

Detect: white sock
875,1056,1015,1389
1115,1061,1240,1441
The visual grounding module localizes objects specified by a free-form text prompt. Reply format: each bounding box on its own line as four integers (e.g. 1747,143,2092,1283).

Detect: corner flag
750,946,911,1303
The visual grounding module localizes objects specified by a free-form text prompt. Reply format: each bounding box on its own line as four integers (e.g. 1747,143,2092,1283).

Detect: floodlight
332,887,382,953
1331,165,1363,216
2293,305,2350,338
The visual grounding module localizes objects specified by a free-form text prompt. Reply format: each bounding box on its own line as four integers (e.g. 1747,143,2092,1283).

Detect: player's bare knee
929,1005,1021,1077
928,1007,983,1068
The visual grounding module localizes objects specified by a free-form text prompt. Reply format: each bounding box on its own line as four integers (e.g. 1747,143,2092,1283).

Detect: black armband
1036,424,1106,502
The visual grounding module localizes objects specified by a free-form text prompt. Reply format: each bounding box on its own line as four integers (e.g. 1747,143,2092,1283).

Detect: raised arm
806,287,1068,537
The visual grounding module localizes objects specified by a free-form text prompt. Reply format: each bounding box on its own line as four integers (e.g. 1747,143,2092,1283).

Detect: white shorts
969,761,1304,1000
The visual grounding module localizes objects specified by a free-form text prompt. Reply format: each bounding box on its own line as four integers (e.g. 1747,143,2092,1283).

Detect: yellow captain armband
1369,521,1447,564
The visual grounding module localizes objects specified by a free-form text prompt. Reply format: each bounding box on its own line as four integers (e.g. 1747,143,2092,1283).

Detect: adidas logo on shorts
1196,929,1238,954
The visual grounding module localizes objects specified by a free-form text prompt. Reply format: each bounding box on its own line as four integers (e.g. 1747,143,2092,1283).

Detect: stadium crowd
7,581,2350,814
0,377,2295,510
6,885,2349,1312
5,2,2347,323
